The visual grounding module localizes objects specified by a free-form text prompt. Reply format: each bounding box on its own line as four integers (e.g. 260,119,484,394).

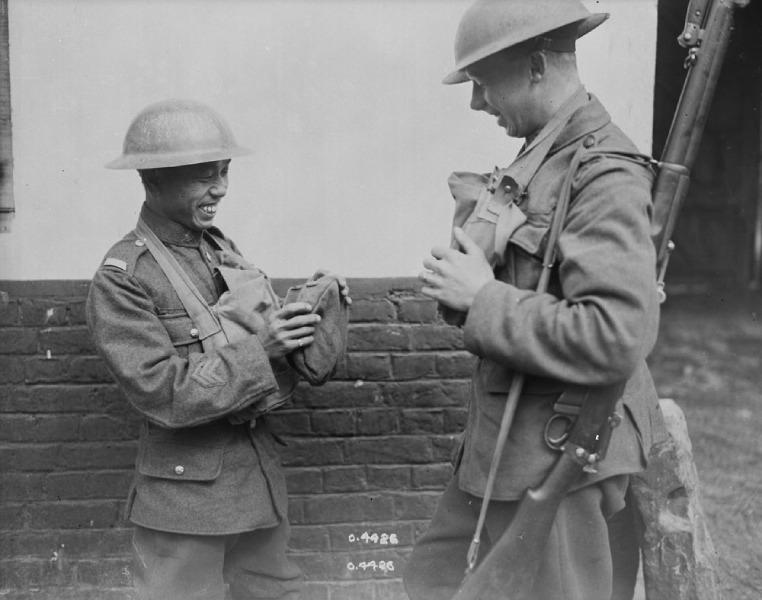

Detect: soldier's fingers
277,302,313,318
422,257,441,273
419,270,441,287
430,245,454,260
290,325,316,337
281,314,321,330
292,334,315,349
452,227,481,256
419,284,440,300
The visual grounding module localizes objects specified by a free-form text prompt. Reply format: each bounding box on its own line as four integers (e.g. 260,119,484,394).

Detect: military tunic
458,92,662,502
86,204,288,535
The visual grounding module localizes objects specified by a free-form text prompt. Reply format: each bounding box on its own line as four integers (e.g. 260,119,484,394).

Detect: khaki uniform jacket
86,205,287,534
458,94,663,501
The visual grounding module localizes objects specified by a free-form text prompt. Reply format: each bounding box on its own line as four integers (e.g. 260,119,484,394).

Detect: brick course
0,278,466,599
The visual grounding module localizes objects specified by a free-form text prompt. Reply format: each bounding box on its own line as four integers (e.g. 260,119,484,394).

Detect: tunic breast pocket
158,313,203,358
501,222,549,291
509,209,552,258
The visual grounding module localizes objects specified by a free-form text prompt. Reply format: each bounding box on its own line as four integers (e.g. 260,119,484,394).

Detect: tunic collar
521,85,590,155
549,91,612,152
502,86,593,193
139,203,204,247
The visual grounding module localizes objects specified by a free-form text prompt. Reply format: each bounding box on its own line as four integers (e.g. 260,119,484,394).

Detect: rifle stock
453,454,581,600
453,383,625,600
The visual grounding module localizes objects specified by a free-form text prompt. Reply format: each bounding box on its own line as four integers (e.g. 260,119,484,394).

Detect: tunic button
190,328,199,338
583,135,595,148
135,239,145,247
174,465,185,475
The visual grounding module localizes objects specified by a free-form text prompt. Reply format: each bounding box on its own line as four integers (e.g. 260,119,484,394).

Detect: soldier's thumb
453,227,478,254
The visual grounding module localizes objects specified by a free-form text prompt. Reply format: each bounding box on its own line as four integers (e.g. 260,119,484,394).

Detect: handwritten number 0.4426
346,560,395,573
347,532,399,545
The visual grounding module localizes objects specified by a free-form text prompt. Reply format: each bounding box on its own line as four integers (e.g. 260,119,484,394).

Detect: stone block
630,398,721,600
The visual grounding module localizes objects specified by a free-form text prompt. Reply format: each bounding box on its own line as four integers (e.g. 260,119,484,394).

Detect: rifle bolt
575,447,586,458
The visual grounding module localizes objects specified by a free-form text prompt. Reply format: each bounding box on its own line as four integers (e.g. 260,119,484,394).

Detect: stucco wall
0,0,657,280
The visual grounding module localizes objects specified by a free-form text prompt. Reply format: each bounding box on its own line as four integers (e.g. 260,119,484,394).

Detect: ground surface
648,292,762,600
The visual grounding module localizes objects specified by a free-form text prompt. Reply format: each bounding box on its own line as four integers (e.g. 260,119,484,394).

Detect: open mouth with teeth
200,204,217,215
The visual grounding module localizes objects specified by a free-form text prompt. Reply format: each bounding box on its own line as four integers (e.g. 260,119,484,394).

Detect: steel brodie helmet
105,99,253,170
444,0,609,85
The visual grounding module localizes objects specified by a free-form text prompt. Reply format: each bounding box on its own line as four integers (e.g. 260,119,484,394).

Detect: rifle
453,382,625,600
452,1,746,598
652,0,748,302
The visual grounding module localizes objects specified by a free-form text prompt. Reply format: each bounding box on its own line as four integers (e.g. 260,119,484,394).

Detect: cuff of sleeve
462,279,519,356
235,334,279,402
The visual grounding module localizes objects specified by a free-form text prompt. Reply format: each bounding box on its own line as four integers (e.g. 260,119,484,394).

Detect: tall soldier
87,99,349,600
405,1,664,599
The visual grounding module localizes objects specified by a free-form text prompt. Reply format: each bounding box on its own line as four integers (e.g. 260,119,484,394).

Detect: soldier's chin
497,117,513,136
194,209,216,229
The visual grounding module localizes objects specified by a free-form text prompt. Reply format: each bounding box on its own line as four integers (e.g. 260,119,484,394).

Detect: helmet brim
442,12,609,85
105,145,254,170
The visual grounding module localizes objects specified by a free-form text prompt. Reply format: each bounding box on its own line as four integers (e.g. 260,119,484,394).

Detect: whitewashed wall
0,0,657,280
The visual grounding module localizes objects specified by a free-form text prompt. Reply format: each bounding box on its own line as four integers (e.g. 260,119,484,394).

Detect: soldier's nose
470,82,486,112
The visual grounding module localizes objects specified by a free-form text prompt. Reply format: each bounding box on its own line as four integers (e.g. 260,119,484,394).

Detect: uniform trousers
131,520,302,600
404,475,625,600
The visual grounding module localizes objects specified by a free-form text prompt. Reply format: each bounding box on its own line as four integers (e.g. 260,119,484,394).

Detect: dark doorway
653,0,762,291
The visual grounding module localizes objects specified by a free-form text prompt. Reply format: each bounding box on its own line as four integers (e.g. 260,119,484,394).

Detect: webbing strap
134,218,226,346
506,86,590,194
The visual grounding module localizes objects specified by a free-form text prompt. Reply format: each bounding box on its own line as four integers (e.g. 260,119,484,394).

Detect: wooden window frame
0,0,13,234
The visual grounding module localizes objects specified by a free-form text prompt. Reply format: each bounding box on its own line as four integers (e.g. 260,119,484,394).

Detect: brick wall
0,278,472,600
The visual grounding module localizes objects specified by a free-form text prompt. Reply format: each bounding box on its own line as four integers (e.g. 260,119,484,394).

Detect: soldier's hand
259,302,321,359
312,269,352,305
419,227,494,312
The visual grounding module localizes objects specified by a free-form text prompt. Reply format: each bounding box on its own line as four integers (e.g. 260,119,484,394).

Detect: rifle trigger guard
544,413,574,451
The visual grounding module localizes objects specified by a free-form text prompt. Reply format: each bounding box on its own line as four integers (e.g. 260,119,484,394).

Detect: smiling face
466,48,540,138
145,160,230,231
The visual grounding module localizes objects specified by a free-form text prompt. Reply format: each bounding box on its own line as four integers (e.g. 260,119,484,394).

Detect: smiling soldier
405,1,664,599
87,99,349,600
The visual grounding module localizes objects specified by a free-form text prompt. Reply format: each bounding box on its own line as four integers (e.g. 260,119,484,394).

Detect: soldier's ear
528,51,547,83
138,169,161,192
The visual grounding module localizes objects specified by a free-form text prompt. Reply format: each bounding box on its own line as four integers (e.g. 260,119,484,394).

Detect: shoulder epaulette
97,232,149,276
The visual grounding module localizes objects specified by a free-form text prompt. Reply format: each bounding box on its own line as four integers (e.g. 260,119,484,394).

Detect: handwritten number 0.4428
347,532,399,545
